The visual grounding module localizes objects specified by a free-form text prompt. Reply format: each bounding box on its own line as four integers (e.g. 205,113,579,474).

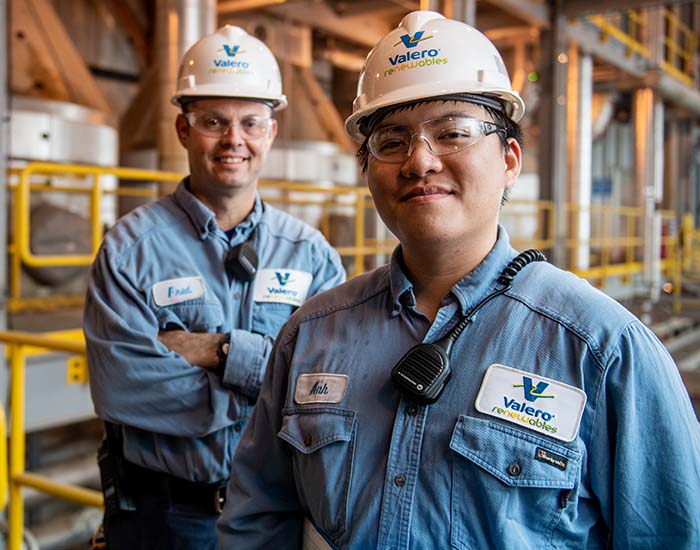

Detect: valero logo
385,31,446,77
513,377,554,402
274,272,293,286
394,31,433,49
221,44,243,57
212,44,250,71
267,272,298,298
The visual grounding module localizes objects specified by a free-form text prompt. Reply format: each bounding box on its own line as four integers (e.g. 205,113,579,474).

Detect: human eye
202,115,227,130
438,128,472,140
241,116,265,130
374,127,409,152
434,118,476,143
378,137,408,153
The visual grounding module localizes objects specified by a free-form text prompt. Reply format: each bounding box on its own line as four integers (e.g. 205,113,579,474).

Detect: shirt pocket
449,415,582,550
278,407,356,542
155,302,224,333
251,302,295,335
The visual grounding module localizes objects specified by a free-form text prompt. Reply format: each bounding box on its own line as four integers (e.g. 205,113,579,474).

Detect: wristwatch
216,333,231,372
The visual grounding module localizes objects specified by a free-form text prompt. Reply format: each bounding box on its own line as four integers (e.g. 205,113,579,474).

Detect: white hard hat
345,11,525,141
171,25,287,110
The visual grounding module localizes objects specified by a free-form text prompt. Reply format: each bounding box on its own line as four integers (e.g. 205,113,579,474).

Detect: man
84,26,345,549
218,11,700,549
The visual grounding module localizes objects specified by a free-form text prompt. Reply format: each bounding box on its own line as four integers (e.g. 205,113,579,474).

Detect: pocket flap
450,415,581,488
155,302,224,331
278,408,356,454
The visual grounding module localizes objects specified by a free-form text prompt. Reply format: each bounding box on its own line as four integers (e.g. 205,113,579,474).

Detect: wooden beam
218,0,287,14
263,2,394,48
105,0,150,69
119,64,158,150
11,0,115,124
482,0,550,28
560,0,690,18
292,65,354,150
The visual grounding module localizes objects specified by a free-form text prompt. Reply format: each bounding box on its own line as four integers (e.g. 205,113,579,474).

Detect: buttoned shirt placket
377,299,460,549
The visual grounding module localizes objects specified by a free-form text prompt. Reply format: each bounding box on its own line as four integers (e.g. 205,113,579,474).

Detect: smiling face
365,100,521,258
176,98,277,203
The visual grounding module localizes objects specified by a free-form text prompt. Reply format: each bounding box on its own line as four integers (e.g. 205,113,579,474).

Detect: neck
401,233,497,321
188,180,256,231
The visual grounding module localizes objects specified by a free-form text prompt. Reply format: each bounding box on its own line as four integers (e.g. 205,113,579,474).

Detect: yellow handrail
7,162,385,312
5,161,697,309
0,331,102,550
0,404,7,511
586,7,698,86
14,163,182,268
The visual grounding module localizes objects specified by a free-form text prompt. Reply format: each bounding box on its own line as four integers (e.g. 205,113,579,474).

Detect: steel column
572,50,593,269
635,88,664,302
538,12,569,266
155,0,216,194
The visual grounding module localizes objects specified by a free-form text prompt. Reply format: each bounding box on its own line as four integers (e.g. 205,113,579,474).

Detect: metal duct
155,0,216,193
645,70,700,117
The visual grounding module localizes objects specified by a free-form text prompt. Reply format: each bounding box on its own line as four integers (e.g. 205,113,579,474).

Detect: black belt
125,461,227,515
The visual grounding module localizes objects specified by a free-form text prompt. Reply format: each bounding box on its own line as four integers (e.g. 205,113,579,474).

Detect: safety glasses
184,112,272,139
367,115,506,163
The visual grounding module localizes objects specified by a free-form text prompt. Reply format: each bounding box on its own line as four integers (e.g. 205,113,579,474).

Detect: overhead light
218,0,287,15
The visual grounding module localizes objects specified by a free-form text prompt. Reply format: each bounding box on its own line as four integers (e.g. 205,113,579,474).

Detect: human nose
400,133,442,178
220,120,244,144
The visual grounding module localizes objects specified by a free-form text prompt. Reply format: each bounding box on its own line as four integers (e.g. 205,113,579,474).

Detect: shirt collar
450,226,516,315
388,246,414,316
388,226,517,316
173,178,264,240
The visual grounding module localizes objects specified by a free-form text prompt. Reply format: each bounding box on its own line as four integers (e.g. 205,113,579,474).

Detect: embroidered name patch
294,374,349,404
253,268,312,307
475,364,587,442
152,276,205,307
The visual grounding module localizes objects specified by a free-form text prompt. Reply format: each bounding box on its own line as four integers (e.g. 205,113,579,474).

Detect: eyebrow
186,110,226,118
376,112,479,129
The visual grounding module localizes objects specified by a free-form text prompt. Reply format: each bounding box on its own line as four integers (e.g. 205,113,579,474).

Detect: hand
158,330,222,369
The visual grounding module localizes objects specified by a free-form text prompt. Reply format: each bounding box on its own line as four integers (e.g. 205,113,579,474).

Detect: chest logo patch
475,364,587,442
294,373,349,405
253,268,312,307
152,276,205,307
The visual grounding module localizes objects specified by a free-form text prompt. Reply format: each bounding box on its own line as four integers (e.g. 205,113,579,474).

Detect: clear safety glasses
184,112,272,139
367,115,506,163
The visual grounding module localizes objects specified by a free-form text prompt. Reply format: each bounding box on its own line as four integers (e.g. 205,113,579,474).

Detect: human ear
266,118,278,147
175,114,189,148
503,137,522,188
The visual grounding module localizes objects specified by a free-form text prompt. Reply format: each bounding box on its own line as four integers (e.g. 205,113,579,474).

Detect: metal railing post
0,404,7,511
8,343,26,550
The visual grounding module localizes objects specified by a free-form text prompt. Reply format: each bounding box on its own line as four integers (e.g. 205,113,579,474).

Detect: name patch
294,374,349,404
152,276,205,306
475,364,587,442
253,268,312,307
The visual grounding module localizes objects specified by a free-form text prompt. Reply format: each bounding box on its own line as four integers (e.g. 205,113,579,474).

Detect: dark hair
356,97,523,183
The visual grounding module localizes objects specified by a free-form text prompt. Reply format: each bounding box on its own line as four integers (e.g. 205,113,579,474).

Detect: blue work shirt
219,226,700,549
84,179,345,483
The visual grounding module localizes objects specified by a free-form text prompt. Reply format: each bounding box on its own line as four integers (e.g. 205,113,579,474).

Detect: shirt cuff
221,329,266,395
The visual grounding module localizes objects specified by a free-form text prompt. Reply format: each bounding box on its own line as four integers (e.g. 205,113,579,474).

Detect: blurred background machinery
0,0,699,548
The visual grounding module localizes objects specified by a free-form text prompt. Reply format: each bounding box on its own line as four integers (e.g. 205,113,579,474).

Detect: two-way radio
225,228,259,282
391,249,546,404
